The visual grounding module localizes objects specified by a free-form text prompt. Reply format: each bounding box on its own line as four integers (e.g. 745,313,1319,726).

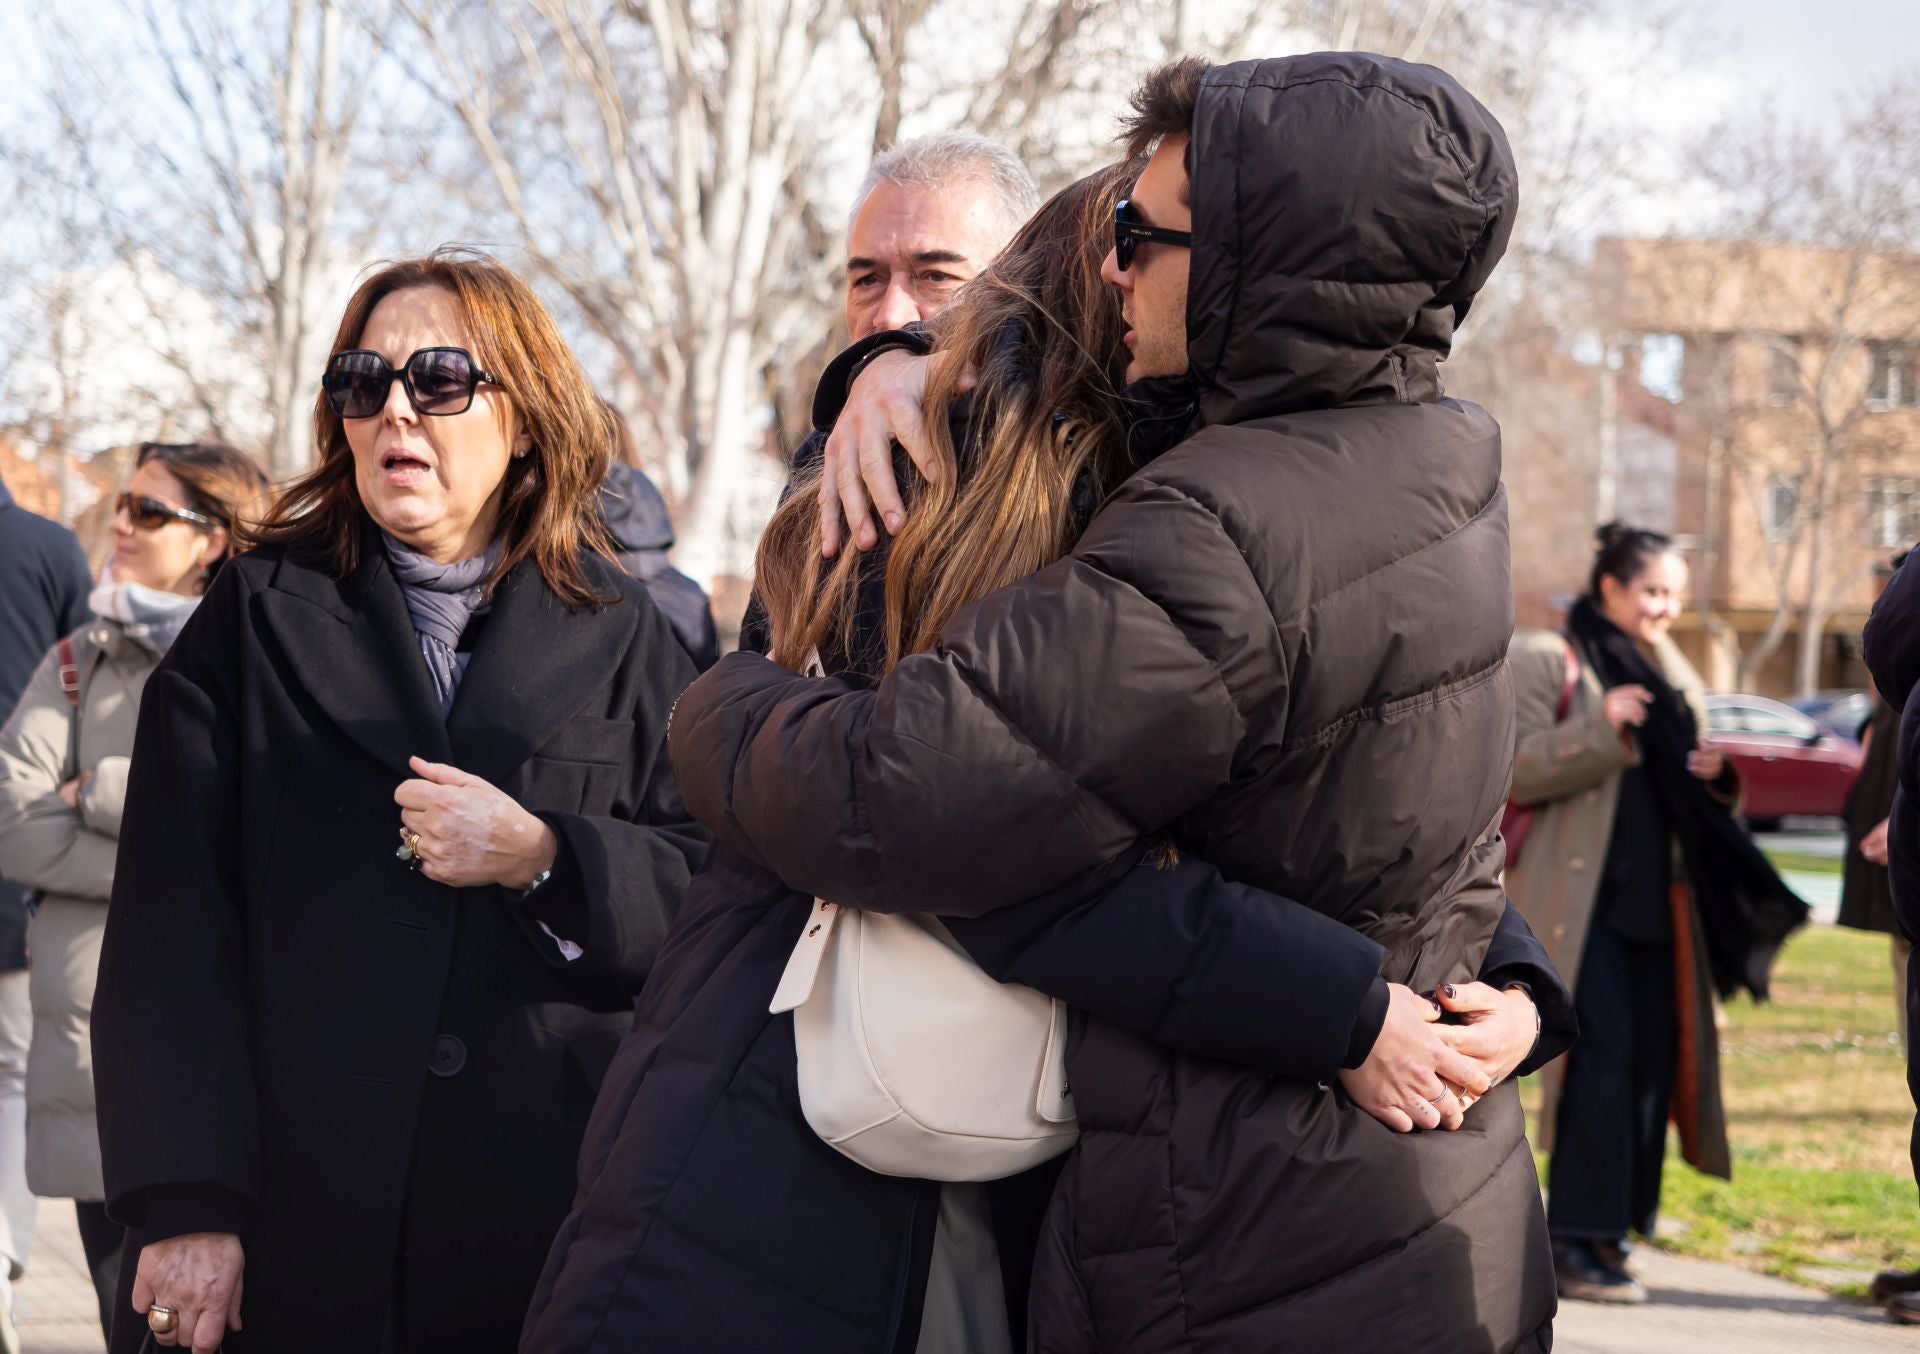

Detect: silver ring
1428,1087,1453,1106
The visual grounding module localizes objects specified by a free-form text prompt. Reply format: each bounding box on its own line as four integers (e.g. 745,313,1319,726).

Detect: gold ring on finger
148,1304,178,1335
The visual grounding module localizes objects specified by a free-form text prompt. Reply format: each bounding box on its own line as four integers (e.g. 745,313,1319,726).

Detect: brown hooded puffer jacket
670,51,1553,1353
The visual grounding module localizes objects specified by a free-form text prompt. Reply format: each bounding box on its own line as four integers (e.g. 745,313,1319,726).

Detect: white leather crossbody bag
769,898,1079,1181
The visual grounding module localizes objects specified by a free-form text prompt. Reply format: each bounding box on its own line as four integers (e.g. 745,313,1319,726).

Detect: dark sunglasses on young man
1113,198,1192,272
322,346,503,420
116,492,216,532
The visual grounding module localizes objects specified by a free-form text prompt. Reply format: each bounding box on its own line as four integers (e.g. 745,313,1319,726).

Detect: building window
1638,333,1685,403
1865,477,1920,549
1764,474,1799,542
1767,335,1800,407
1868,343,1917,411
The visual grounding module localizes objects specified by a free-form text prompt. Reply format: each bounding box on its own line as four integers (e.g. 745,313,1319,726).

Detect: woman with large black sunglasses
90,248,708,1354
0,442,269,1343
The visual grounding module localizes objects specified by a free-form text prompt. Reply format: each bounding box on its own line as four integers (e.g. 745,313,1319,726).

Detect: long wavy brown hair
249,249,619,608
759,160,1139,673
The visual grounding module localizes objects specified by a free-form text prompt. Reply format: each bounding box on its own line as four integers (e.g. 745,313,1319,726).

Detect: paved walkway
14,1199,103,1353
12,1195,1915,1351
1556,1246,1914,1352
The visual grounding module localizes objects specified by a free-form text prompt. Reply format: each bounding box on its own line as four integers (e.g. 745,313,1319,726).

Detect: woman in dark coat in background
92,251,707,1354
1508,526,1805,1305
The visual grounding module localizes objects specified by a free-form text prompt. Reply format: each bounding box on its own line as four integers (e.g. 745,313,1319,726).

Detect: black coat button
428,1034,467,1077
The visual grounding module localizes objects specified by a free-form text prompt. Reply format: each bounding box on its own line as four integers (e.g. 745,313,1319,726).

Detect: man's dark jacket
599,463,720,670
0,474,92,967
666,52,1554,1353
1840,696,1899,934
1863,549,1920,1196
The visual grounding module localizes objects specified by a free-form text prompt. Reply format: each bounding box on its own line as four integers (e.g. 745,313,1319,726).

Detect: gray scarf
89,567,202,654
381,532,501,716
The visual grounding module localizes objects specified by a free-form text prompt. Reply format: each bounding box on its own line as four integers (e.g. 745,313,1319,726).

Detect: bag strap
770,900,842,1014
1555,636,1580,723
55,632,98,783
57,636,80,708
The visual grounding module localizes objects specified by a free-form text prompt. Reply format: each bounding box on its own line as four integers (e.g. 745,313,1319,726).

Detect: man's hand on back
1338,984,1492,1134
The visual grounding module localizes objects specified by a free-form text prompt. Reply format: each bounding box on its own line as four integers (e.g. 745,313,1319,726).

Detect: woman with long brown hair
525,162,1563,1354
752,162,1136,680
91,250,706,1354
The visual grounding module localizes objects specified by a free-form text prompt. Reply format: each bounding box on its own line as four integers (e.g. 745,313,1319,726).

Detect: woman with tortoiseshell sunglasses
0,440,269,1341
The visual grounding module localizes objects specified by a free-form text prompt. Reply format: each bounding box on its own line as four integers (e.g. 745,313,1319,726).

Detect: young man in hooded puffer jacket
669,53,1563,1354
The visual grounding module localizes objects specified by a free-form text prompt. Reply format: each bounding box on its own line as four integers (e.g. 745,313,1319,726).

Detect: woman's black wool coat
90,530,708,1353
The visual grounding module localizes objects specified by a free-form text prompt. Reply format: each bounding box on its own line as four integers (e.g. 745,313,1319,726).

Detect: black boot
1553,1240,1647,1304
1592,1237,1635,1275
1873,1266,1920,1305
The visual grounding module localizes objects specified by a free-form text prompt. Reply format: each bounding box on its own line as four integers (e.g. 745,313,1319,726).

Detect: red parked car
1703,693,1862,829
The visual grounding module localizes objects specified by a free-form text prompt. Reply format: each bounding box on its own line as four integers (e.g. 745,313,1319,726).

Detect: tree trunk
676,326,762,587
1794,432,1838,697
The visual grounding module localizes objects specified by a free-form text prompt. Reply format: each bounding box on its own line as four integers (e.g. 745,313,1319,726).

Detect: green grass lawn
1528,923,1918,1293
1760,849,1845,877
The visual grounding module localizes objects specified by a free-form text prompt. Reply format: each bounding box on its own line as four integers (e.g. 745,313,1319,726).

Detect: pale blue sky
1694,0,1914,125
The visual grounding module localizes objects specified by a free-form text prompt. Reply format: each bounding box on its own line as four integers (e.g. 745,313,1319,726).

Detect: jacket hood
1186,52,1518,426
599,462,676,553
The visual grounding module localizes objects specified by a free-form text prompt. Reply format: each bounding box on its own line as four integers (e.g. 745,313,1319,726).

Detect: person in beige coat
0,441,268,1339
1506,523,1806,1309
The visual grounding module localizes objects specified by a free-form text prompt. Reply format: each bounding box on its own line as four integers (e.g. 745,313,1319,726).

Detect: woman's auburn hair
758,160,1140,674
249,248,619,609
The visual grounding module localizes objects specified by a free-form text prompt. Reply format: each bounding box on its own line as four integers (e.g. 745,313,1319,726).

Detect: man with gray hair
841,131,1038,342
736,132,1036,652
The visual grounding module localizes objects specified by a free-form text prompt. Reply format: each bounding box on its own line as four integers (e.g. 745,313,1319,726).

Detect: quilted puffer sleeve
668,476,1282,917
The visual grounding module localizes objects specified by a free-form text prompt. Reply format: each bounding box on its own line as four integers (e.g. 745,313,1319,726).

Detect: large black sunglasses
1113,198,1192,272
323,346,503,420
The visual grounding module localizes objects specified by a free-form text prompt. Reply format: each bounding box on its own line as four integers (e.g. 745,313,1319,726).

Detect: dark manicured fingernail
1442,983,1457,998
